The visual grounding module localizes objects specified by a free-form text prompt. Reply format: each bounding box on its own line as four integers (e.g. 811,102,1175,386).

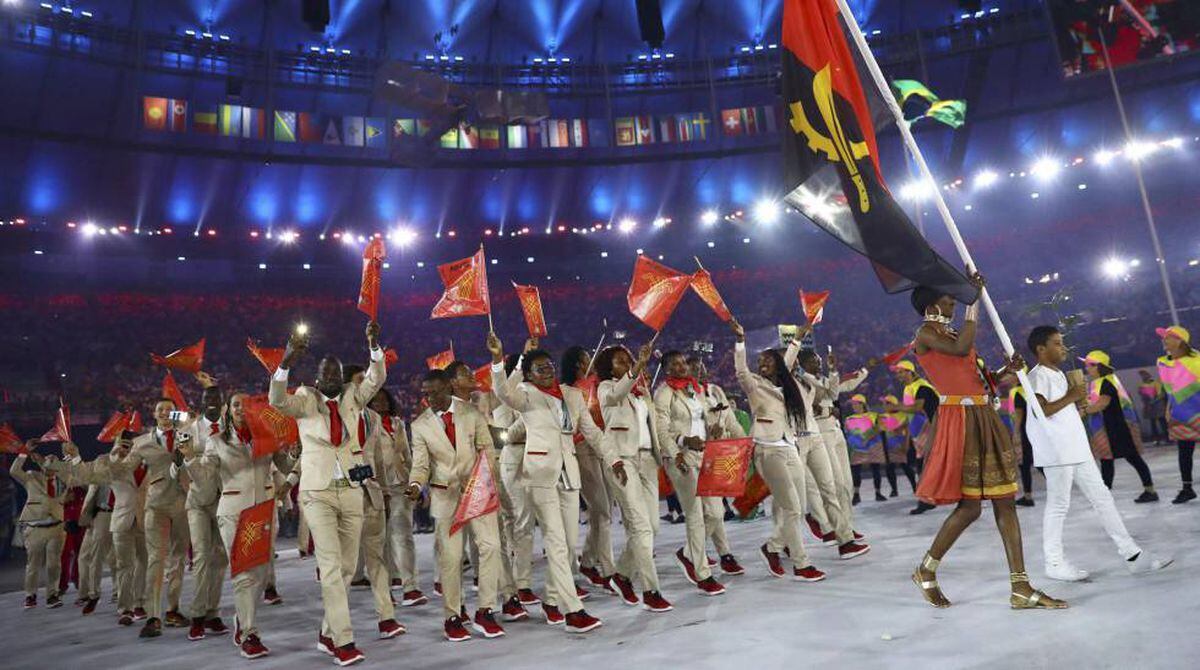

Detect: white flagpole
831,0,1044,418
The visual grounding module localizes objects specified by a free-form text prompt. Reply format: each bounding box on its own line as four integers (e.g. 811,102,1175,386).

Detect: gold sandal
912,553,951,608
1009,571,1068,610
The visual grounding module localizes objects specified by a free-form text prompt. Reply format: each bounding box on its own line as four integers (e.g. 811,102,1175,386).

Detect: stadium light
81,222,98,237
973,169,999,189
753,199,781,225
1029,157,1061,181
700,210,719,227
618,218,637,234
1102,257,1128,279
899,180,935,201
391,226,418,247
1162,137,1185,150
1124,140,1158,162
652,216,670,228
1093,148,1118,166
341,232,357,246
278,230,298,244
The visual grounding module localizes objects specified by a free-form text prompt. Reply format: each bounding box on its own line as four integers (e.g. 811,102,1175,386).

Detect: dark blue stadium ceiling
71,0,1038,63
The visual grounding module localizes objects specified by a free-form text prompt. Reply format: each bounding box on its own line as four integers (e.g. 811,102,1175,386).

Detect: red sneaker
206,617,228,635
542,603,565,626
316,634,336,656
233,618,243,647
333,643,365,667
805,514,824,541
401,590,428,607
760,544,785,578
706,556,717,567
564,610,603,634
720,554,745,576
444,616,472,642
164,610,187,627
263,587,282,606
433,582,443,597
576,585,591,601
697,577,726,596
378,618,406,639
501,596,528,621
642,590,673,613
188,618,207,641
609,574,638,606
517,588,541,606
23,595,36,610
132,607,148,621
240,633,270,660
472,609,506,638
793,565,827,582
118,610,133,626
838,541,871,560
674,548,699,585
853,531,866,541
580,565,606,587
820,532,838,547
81,598,98,615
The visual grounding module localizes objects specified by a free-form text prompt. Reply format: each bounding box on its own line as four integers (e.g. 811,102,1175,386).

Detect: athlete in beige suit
268,321,385,666
94,435,149,626
11,446,74,608
690,356,748,576
77,481,115,614
180,379,230,642
488,333,616,634
407,369,505,641
492,353,540,615
371,390,425,607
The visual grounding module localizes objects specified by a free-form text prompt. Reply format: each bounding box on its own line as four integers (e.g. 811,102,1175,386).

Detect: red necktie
381,415,394,435
134,464,147,487
327,400,343,446
236,425,252,446
107,490,116,508
441,412,456,447
46,474,56,498
357,414,367,447
165,430,175,453
210,423,220,436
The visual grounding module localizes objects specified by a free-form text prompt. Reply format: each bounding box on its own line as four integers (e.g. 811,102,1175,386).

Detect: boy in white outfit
1024,325,1172,581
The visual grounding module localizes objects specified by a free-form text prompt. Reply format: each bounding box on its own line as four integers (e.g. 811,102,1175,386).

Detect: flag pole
481,243,495,332
583,318,609,377
831,0,1044,418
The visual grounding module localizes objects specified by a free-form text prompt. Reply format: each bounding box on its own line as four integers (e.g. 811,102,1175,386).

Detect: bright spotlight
392,226,418,247
278,230,298,244
700,210,719,226
1030,157,1061,181
973,169,999,189
1124,140,1158,161
341,233,357,246
899,180,935,201
1162,137,1185,150
1129,258,1141,268
618,218,637,234
1093,149,1118,166
81,222,98,237
753,199,781,225
652,217,669,228
1102,257,1128,279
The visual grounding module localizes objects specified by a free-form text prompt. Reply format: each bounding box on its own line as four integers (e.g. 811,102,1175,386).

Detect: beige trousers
704,497,732,556
529,484,583,613
757,444,810,567
22,524,65,598
386,493,418,589
498,446,535,595
577,450,614,576
217,514,267,637
186,504,227,619
817,417,856,530
360,498,395,622
298,505,311,553
607,457,660,591
143,503,189,619
634,451,660,537
433,492,501,619
112,525,147,612
79,511,113,600
301,486,365,647
798,433,853,543
666,462,713,581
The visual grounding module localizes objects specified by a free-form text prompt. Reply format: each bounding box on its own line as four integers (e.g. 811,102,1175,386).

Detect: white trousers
1042,460,1140,566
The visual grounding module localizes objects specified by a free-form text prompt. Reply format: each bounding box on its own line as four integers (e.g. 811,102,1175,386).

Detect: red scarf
234,423,252,446
631,373,650,397
665,376,703,395
538,381,565,401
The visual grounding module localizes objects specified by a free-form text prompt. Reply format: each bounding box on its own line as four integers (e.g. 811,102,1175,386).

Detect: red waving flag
39,401,72,443
732,471,770,518
1,423,23,454
426,345,455,371
162,371,190,413
229,500,275,576
799,289,831,325
246,338,285,374
512,282,549,337
450,451,501,535
242,394,299,459
151,338,206,373
358,237,387,320
97,410,142,443
384,348,400,369
473,365,493,394
696,438,754,497
690,268,733,322
431,249,491,319
627,255,692,332
881,341,914,367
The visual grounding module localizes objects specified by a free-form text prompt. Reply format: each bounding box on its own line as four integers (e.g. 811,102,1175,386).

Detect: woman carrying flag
1081,350,1158,502
1155,326,1200,504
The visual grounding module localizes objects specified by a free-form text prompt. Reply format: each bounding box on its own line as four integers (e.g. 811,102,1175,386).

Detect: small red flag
881,342,914,367
229,499,275,576
357,237,387,320
97,410,141,443
39,401,72,443
450,451,501,535
242,394,299,459
690,268,733,322
473,365,493,394
151,338,206,373
696,438,754,497
732,471,770,518
384,348,400,369
512,282,549,337
431,249,491,319
162,371,190,413
657,466,675,499
246,338,285,374
627,255,692,332
426,345,455,371
0,423,23,454
799,289,831,325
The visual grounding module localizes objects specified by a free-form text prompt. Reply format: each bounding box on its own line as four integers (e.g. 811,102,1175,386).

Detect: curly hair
593,345,631,382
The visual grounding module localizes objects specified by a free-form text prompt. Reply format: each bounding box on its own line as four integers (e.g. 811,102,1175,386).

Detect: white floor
3,446,1197,670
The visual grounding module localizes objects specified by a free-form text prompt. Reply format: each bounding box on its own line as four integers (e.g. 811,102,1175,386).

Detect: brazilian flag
780,0,976,304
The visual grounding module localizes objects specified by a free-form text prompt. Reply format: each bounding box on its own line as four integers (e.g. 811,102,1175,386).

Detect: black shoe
1134,491,1159,503
909,501,935,515
1172,488,1197,504
874,492,887,502
852,492,861,506
888,489,898,498
1015,497,1035,507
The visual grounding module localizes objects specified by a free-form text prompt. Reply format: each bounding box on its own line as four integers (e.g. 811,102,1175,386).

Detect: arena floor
2,446,1195,670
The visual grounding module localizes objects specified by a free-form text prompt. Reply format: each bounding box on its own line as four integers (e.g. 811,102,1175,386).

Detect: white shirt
631,395,653,450
681,393,706,441
1026,365,1092,467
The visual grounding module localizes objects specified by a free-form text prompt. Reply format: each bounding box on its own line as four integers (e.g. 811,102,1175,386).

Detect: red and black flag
780,0,977,304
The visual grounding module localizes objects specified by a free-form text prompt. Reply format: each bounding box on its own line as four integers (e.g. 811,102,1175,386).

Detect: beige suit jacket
701,382,746,439
598,374,662,460
110,429,188,512
268,349,386,492
409,401,495,517
653,383,708,467
10,455,66,523
735,342,811,443
186,428,294,518
378,416,411,495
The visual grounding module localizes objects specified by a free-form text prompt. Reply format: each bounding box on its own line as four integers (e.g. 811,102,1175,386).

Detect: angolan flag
780,0,976,303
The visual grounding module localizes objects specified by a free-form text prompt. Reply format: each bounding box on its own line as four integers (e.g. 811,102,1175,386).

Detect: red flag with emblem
38,400,72,443
696,438,754,497
0,423,23,454
242,394,299,458
450,451,501,535
426,344,455,371
732,470,770,517
97,410,141,443
431,248,491,319
690,268,733,322
881,341,914,367
358,237,387,320
799,289,831,325
162,371,190,413
151,338,206,373
246,338,285,374
627,255,692,332
512,282,549,337
474,365,493,394
230,499,275,576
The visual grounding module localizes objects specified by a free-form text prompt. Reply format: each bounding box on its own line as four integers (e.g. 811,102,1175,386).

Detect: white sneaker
1127,552,1173,574
1045,561,1089,582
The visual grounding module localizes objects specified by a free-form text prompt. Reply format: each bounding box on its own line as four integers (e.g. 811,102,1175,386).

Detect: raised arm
488,333,533,413
601,374,638,408
351,322,386,407
270,331,310,417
